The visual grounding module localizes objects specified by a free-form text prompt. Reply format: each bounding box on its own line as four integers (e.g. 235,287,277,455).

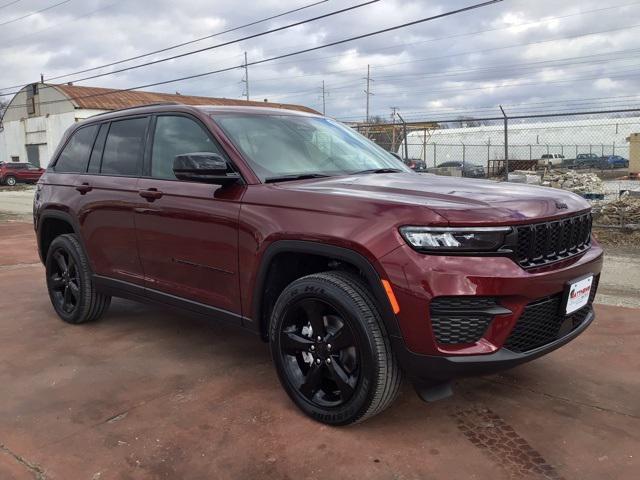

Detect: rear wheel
4,175,16,186
269,271,402,425
45,234,111,324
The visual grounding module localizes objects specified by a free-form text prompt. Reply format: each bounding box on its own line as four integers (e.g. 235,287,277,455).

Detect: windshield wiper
264,173,331,183
351,168,404,175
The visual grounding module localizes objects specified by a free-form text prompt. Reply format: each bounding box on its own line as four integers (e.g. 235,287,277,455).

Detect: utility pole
321,80,326,115
364,64,373,122
241,51,250,101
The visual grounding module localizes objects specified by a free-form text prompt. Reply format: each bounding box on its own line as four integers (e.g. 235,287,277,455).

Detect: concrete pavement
0,222,638,480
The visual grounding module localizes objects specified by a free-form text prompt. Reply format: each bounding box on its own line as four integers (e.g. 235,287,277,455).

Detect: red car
0,162,45,186
33,104,603,425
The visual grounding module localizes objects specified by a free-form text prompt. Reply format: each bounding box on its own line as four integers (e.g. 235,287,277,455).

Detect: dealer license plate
565,276,593,315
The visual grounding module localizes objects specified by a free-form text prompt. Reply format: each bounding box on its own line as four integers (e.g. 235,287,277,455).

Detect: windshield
212,113,411,182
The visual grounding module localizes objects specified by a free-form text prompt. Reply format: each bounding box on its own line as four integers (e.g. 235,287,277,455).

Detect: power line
248,0,640,81
0,0,73,28
0,0,24,10
0,0,124,49
12,0,330,89
0,0,376,94
2,0,505,111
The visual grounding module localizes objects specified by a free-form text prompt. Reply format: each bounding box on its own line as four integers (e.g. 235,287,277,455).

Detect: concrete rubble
540,169,606,195
593,193,640,226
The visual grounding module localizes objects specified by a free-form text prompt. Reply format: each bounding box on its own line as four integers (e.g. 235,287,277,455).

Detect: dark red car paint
1,162,45,184
34,104,603,375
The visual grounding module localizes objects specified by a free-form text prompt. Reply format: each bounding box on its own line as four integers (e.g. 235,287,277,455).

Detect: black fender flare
36,209,87,264
252,240,404,343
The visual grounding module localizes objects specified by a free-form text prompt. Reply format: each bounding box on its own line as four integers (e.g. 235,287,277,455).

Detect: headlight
399,226,511,252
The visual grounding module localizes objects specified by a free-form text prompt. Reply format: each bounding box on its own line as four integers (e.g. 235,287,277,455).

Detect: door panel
135,180,244,313
134,114,244,315
78,175,144,284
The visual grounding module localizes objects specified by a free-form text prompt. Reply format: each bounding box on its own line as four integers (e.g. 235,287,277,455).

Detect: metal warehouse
0,83,313,168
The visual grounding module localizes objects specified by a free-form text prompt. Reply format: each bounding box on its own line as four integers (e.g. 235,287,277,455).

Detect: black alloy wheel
279,297,360,407
270,271,402,425
49,247,81,315
45,234,111,324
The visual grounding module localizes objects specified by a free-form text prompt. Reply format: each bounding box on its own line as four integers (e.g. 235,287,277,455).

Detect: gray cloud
1,0,639,120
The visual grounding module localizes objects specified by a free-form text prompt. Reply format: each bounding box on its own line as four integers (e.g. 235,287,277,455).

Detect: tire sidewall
45,235,92,324
5,176,16,186
269,276,380,425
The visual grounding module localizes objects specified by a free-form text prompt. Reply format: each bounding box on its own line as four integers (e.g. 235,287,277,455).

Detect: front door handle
138,188,163,201
75,182,92,194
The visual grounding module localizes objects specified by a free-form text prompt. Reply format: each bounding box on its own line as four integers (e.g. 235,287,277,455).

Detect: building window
26,83,37,115
11,156,19,162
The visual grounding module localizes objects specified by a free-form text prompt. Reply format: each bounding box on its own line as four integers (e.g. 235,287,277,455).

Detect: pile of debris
541,170,605,195
593,193,640,226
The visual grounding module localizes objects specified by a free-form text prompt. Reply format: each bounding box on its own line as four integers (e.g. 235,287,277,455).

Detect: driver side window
151,115,222,179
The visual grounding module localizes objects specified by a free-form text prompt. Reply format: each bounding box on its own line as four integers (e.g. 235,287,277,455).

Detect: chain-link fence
353,109,640,179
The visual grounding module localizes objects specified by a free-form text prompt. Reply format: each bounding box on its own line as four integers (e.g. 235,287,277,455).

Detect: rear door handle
138,188,163,201
75,182,92,194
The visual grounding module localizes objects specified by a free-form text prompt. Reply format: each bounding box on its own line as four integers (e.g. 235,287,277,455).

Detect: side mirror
173,152,241,186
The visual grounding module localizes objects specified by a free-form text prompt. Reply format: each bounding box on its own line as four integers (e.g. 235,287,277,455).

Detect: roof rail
89,101,184,117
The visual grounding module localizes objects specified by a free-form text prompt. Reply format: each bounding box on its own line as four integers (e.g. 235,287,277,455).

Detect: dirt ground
0,221,638,480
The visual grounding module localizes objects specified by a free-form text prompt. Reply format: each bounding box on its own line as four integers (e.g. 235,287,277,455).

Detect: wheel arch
252,240,403,343
37,210,86,264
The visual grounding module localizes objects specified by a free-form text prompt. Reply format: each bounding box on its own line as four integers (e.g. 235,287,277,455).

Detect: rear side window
100,117,148,176
55,125,98,173
151,115,223,180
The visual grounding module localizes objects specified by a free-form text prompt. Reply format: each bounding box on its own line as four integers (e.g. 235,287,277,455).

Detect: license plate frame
562,274,594,315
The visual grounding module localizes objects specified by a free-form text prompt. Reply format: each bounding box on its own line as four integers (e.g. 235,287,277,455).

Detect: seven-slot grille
514,213,592,268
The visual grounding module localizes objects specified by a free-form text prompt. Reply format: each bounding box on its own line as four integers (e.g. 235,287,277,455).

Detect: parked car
34,104,602,425
436,160,485,178
539,153,565,167
403,158,427,171
598,155,629,169
572,153,600,169
0,162,45,186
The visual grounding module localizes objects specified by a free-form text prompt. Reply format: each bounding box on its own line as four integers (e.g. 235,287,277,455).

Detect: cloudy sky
1,0,640,121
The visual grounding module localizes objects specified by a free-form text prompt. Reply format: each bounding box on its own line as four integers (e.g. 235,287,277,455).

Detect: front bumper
379,241,603,380
391,308,594,382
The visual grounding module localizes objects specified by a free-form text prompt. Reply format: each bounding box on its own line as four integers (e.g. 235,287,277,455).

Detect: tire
45,234,111,324
269,271,402,426
4,175,16,186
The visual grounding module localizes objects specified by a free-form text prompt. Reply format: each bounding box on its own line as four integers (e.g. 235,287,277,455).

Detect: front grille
430,297,508,345
504,276,599,353
514,213,592,268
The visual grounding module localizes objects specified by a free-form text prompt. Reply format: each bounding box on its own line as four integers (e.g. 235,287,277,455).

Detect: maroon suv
1,162,45,186
34,104,603,425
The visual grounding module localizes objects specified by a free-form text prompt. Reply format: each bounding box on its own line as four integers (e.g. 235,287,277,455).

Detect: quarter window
55,125,98,173
101,117,148,176
151,115,222,179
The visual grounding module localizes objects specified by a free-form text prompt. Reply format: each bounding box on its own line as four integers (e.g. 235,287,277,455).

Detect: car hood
279,172,591,225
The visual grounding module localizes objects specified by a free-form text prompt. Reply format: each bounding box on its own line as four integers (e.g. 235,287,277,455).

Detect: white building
0,83,314,167
402,116,640,168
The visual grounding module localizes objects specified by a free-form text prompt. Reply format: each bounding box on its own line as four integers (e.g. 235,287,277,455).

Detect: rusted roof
51,84,318,114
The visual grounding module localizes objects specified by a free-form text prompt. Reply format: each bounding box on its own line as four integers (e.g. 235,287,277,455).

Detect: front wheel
4,175,16,186
269,271,402,425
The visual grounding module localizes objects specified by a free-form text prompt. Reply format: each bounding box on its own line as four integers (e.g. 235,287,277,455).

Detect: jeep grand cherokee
34,104,603,425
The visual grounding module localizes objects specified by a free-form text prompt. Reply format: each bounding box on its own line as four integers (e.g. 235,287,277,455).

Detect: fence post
529,145,532,160
500,105,508,179
396,113,409,160
422,129,427,163
433,143,437,167
462,143,466,169
601,144,604,156
613,141,616,156
576,145,578,157
546,144,549,154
